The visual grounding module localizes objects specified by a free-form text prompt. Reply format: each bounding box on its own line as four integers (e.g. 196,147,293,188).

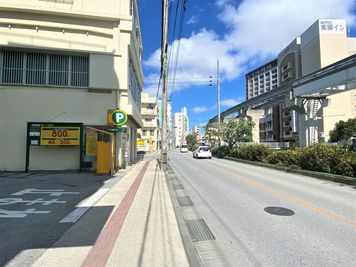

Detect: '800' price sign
40,126,80,146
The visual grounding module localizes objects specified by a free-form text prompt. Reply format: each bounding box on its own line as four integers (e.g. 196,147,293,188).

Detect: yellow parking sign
107,109,127,126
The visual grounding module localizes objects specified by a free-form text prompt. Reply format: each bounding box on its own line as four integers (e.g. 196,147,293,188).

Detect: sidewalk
32,158,189,267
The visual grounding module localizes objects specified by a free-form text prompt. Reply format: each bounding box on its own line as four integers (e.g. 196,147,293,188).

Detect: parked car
193,146,212,159
180,145,188,153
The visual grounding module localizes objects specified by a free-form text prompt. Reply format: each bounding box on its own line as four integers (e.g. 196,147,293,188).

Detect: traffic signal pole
161,0,169,170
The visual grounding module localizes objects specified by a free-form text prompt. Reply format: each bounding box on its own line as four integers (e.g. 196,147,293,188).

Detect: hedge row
212,144,356,177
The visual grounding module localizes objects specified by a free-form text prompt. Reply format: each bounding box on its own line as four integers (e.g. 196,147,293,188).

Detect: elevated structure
209,19,356,147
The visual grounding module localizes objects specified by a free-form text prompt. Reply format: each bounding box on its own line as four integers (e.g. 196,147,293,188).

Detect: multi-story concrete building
0,0,143,172
278,37,302,143
246,59,278,100
298,19,356,144
172,106,189,147
192,125,200,134
138,92,158,151
251,19,356,144
245,59,279,142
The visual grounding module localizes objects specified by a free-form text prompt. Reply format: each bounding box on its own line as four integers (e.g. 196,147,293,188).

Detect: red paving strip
81,161,150,267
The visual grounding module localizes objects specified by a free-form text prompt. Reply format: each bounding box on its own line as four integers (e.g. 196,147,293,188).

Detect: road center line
80,161,150,267
204,161,356,228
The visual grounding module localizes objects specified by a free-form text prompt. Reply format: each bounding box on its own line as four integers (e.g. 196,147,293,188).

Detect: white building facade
0,0,143,172
138,92,158,151
173,106,189,147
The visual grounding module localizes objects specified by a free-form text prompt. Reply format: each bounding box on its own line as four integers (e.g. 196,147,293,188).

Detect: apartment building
245,59,278,100
278,37,302,143
0,0,143,172
172,106,189,147
137,92,158,152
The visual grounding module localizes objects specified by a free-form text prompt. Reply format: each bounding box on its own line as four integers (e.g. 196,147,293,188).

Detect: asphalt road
168,149,356,267
0,171,119,267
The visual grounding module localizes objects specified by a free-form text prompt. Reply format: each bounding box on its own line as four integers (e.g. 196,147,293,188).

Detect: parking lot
0,171,118,266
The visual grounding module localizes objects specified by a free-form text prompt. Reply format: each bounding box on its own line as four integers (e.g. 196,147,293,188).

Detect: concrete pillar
245,109,265,143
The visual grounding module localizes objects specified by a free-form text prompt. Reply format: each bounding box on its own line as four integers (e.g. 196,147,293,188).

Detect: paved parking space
0,171,118,267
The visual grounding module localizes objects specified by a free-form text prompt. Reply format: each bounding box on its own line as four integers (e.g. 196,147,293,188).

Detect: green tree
205,122,219,147
329,118,356,142
185,134,198,151
221,118,255,149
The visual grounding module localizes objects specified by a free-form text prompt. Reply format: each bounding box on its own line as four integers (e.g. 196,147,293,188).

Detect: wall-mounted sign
319,19,346,34
27,123,82,146
137,139,145,146
40,126,80,145
107,109,128,126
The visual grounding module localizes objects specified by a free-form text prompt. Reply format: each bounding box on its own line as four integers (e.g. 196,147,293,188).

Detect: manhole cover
264,206,295,216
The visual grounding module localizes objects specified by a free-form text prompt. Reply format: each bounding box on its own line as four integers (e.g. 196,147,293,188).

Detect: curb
223,156,356,186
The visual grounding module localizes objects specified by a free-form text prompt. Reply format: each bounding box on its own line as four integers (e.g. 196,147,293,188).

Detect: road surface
168,149,356,266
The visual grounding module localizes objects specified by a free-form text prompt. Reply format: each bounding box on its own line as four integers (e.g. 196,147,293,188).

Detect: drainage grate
173,183,184,190
185,219,215,242
177,196,193,206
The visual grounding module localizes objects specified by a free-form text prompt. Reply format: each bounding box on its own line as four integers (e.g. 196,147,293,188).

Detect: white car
193,146,212,159
180,145,188,153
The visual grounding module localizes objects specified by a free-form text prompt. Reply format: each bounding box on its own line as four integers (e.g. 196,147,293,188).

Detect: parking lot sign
107,109,128,126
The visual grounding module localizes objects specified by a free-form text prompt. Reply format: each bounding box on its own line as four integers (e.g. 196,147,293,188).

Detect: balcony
143,120,158,128
141,109,157,116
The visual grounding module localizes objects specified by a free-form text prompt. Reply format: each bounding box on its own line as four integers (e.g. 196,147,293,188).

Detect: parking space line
60,188,110,223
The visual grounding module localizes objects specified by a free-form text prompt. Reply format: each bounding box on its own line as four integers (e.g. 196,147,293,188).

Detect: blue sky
138,0,356,131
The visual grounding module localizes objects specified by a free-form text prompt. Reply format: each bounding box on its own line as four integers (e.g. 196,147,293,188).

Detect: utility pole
161,0,169,170
217,59,221,147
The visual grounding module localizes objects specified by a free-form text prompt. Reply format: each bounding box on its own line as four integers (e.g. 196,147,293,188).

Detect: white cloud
192,106,208,113
218,0,355,60
187,16,198,24
143,0,356,96
221,97,245,107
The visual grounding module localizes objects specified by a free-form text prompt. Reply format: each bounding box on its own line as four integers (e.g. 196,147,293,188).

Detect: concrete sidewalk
32,159,189,267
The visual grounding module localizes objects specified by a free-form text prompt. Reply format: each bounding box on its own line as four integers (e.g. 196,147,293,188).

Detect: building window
2,51,23,84
1,50,89,87
129,60,141,107
143,130,147,136
49,54,69,86
71,56,89,87
26,52,46,85
150,130,154,136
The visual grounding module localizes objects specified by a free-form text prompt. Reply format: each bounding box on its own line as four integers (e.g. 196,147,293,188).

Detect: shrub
329,149,356,177
212,145,231,158
264,149,301,168
236,144,272,162
299,144,335,173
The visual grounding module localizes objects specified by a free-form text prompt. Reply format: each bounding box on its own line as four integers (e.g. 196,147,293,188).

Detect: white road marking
0,198,66,206
59,188,110,223
12,188,79,197
0,208,50,218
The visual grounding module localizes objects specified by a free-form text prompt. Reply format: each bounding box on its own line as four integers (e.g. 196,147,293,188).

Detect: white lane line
59,188,110,223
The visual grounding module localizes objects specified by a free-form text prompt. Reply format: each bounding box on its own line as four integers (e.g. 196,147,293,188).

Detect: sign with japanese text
319,19,346,34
